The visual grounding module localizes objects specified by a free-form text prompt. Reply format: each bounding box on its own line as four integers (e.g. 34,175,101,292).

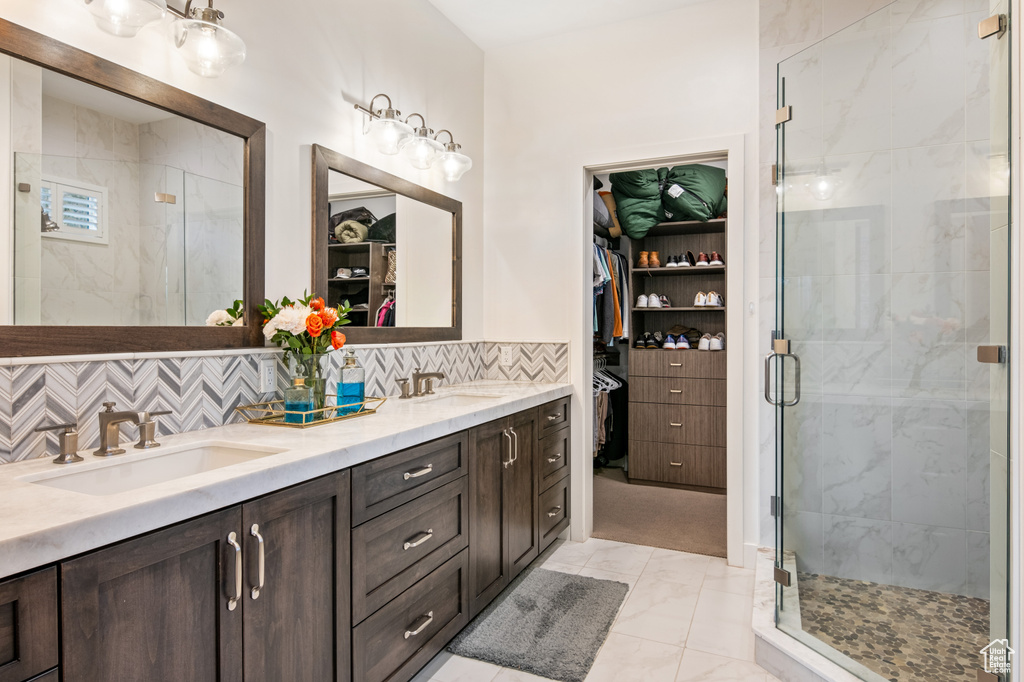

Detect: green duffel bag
661,164,727,222
610,168,667,239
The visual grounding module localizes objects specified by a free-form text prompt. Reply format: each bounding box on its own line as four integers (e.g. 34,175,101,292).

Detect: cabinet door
505,410,538,581
242,471,351,682
62,507,243,682
467,416,510,617
0,568,57,682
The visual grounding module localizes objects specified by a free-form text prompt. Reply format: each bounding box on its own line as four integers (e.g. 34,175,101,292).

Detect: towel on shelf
336,220,369,243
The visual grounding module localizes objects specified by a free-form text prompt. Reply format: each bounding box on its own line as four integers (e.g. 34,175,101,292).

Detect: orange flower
305,313,324,337
310,297,325,311
331,330,346,350
319,307,338,327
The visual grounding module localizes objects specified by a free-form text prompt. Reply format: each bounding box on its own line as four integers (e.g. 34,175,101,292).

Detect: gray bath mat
447,567,629,682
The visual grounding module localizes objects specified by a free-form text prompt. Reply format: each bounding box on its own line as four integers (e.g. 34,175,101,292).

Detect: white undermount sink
419,392,505,408
19,441,286,496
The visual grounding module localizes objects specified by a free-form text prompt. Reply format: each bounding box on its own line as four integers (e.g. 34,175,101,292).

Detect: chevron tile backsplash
0,340,568,464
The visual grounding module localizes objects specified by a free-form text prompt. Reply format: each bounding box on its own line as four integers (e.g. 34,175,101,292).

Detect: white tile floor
411,538,782,682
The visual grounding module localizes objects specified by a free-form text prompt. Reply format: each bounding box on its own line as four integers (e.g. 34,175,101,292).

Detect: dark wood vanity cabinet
0,568,58,682
61,471,351,682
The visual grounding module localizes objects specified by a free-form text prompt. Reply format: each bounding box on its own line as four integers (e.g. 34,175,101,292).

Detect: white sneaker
710,333,725,351
707,291,724,307
648,293,662,308
636,294,649,308
697,333,712,350
694,291,708,307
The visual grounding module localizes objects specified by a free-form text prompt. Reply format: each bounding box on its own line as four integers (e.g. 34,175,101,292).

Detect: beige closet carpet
592,468,727,558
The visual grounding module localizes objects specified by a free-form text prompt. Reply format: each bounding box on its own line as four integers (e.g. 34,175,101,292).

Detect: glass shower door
772,2,1011,680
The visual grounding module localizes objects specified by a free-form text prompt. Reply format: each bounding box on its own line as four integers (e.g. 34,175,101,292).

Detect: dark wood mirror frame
312,144,462,343
0,19,266,357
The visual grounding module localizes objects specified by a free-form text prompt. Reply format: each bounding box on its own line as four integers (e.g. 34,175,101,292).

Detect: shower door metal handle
764,344,801,407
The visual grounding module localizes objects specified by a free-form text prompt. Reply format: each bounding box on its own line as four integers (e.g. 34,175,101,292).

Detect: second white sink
20,441,286,496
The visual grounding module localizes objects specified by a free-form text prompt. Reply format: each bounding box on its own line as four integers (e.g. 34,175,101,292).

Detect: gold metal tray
235,396,386,428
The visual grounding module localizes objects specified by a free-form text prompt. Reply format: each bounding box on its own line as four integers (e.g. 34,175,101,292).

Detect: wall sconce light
80,0,246,78
355,94,473,181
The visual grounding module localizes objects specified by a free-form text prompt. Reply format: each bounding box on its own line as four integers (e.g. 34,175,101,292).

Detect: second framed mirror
311,145,461,343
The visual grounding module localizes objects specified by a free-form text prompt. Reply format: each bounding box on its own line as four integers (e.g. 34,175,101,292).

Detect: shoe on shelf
648,293,663,308
694,291,708,307
710,333,725,351
709,251,724,266
659,294,672,308
678,253,691,267
697,333,712,351
634,334,648,349
645,333,661,349
685,251,696,267
663,334,677,350
676,334,691,349
706,291,724,307
636,294,649,308
638,251,649,268
696,252,711,267
666,255,678,268
649,251,662,268
651,331,665,348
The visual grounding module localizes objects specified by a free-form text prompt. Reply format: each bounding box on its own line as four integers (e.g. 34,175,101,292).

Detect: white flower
232,316,245,326
206,309,233,327
263,317,278,340
265,304,312,339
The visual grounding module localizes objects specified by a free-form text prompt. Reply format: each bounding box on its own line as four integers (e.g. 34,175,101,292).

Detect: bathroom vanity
0,383,571,682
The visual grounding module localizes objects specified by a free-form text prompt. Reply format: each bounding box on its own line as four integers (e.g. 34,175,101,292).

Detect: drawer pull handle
546,505,563,518
670,422,682,427
546,452,563,463
226,531,241,611
670,362,682,367
669,389,682,394
547,412,563,421
404,611,434,639
403,529,434,551
669,462,683,467
250,524,265,600
404,464,433,480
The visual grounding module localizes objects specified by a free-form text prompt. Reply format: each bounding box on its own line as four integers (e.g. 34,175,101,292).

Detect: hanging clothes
593,240,628,346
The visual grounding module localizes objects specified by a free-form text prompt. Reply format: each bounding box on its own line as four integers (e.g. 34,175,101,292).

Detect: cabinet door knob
404,464,433,480
403,529,434,551
502,429,513,468
670,362,682,367
670,422,682,427
669,389,682,394
250,524,265,600
546,412,562,421
546,505,562,518
509,427,519,464
405,611,434,639
546,452,563,463
226,531,242,611
669,462,683,467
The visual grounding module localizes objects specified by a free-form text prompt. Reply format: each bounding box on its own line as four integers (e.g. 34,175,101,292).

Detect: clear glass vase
287,352,330,414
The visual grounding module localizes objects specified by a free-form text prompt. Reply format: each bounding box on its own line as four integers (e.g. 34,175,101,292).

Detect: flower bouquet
257,292,353,412
206,299,246,327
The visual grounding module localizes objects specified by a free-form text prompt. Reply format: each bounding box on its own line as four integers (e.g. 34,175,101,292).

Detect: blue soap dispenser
284,377,314,424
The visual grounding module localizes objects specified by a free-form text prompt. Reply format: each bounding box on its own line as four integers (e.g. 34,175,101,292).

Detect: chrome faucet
94,402,170,456
411,368,445,397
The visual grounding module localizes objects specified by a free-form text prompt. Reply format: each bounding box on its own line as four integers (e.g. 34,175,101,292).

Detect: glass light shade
401,133,443,170
369,115,413,155
85,0,166,37
436,147,472,182
172,18,246,78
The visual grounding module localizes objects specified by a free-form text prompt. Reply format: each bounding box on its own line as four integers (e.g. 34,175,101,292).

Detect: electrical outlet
499,346,514,367
259,358,276,393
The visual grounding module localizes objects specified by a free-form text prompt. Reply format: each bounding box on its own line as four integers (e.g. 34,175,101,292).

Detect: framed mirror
312,145,462,343
0,19,265,356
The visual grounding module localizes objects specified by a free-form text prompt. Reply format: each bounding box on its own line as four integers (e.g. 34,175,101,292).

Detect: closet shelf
644,219,725,236
328,277,370,283
633,266,725,276
632,307,725,312
328,242,371,250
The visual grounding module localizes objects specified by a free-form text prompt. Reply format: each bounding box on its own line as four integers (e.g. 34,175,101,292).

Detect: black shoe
634,333,649,349
644,333,659,349
647,332,664,349
685,251,696,267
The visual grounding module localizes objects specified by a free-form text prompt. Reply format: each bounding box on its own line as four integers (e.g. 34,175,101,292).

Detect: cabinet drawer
537,428,570,492
352,431,468,525
628,403,725,447
629,442,726,489
538,477,570,552
353,550,469,682
26,670,58,682
629,349,726,379
352,477,468,623
0,568,57,682
630,377,726,407
537,397,570,439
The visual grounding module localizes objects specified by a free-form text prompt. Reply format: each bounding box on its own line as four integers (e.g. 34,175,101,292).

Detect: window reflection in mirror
326,170,453,328
8,61,244,326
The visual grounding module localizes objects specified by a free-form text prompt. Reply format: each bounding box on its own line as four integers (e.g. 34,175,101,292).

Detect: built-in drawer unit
628,442,726,489
537,428,570,492
538,477,570,552
630,377,726,407
352,550,470,682
629,349,726,379
537,396,570,439
351,432,468,525
0,567,58,682
628,403,725,448
351,478,468,623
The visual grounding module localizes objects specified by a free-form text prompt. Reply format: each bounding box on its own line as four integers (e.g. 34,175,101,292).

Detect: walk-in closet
591,159,729,558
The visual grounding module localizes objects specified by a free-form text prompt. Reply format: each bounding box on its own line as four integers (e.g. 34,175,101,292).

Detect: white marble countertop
0,380,572,578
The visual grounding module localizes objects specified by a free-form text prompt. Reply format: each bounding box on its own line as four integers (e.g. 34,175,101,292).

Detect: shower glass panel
773,2,1011,680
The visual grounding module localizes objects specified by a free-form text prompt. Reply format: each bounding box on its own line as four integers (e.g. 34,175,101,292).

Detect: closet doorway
583,142,745,565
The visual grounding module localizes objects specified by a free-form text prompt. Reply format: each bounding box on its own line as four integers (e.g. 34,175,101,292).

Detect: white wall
0,0,485,338
481,0,761,559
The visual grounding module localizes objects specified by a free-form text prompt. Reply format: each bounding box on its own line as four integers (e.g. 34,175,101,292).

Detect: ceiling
426,0,711,51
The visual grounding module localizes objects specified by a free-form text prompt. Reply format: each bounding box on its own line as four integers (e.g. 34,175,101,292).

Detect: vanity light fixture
400,114,444,170
354,94,414,155
433,130,473,182
83,0,167,38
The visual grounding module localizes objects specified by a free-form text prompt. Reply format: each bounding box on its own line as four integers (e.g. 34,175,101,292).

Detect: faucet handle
35,422,83,464
102,401,117,412
135,411,170,449
396,378,411,400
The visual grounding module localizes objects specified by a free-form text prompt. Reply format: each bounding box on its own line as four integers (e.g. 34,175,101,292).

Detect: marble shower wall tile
822,396,892,520
966,530,990,599
823,515,893,584
892,522,967,593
